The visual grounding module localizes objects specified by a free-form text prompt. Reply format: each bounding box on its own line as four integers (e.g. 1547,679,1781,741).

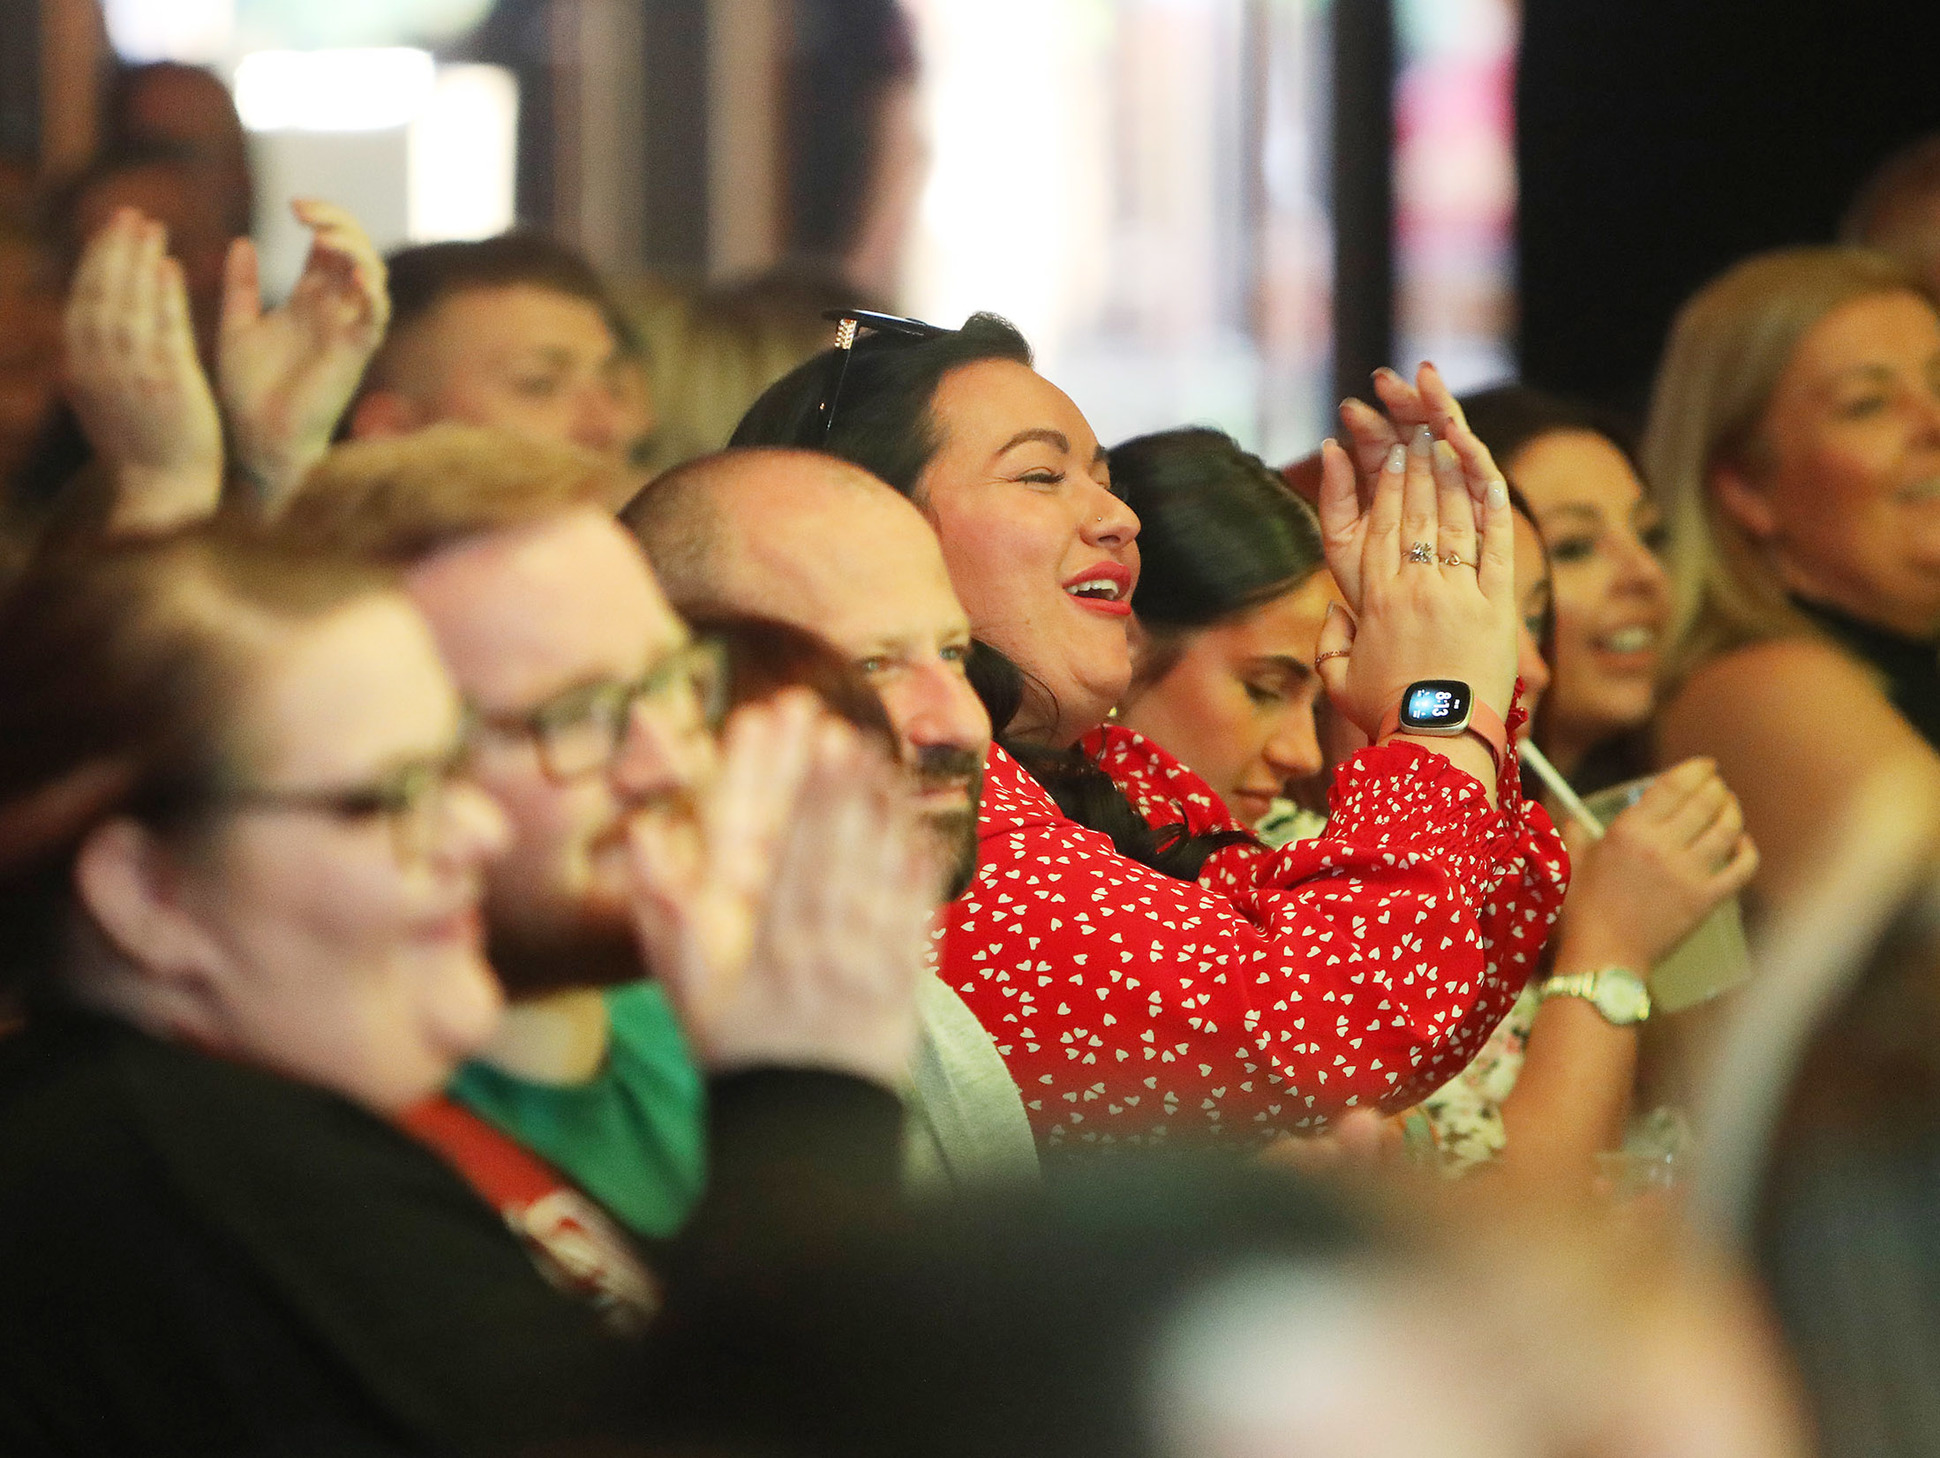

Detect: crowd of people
5,57,1940,1458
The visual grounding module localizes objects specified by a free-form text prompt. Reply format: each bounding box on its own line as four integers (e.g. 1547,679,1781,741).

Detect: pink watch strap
1377,695,1509,767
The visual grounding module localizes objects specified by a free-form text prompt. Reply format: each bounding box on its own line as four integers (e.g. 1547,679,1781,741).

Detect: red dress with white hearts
935,718,1569,1148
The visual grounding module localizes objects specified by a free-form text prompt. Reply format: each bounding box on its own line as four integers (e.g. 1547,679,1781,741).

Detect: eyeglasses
216,735,475,865
811,308,952,445
474,637,730,783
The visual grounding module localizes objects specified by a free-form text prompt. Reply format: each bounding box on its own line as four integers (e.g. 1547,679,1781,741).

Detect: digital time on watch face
1399,680,1473,732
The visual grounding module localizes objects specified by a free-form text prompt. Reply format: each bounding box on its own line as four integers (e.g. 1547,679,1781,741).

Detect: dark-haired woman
734,317,1568,1148
1460,384,1672,791
1108,428,1337,829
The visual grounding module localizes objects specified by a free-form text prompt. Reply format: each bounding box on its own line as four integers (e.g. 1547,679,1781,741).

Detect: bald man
624,448,1034,1186
625,448,990,897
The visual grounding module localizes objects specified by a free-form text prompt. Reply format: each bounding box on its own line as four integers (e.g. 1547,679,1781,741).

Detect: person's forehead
731,487,967,645
1513,431,1642,512
929,358,1099,455
423,284,617,359
409,508,680,707
1795,289,1940,377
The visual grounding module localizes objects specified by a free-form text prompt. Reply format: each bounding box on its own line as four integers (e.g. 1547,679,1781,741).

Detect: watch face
1398,680,1473,733
1595,972,1651,1024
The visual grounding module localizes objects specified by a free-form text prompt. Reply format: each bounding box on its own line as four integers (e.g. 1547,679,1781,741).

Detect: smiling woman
0,525,659,1452
1108,427,1333,828
1650,247,1940,917
733,319,1568,1149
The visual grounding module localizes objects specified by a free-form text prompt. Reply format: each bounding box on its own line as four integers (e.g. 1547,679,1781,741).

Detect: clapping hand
1313,365,1518,756
63,208,224,531
628,690,938,1088
219,198,388,513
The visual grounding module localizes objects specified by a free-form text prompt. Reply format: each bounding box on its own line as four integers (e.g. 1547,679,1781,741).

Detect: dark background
1517,0,1940,414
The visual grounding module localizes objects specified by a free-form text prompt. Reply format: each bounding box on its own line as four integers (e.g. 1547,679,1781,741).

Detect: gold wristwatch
1539,967,1651,1027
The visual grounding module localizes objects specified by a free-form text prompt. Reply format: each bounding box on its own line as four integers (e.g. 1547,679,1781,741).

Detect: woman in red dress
733,315,1569,1149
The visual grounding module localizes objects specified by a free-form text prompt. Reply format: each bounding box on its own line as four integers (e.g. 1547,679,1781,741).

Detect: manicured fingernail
1433,439,1459,470
1386,443,1407,472
1486,480,1507,507
1410,424,1432,455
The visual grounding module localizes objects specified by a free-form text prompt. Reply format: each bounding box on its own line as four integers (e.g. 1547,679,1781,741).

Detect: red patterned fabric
935,717,1569,1148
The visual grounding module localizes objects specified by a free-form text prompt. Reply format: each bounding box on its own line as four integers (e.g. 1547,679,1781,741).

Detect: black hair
1107,427,1325,671
967,642,1254,882
729,311,1032,497
734,316,1248,880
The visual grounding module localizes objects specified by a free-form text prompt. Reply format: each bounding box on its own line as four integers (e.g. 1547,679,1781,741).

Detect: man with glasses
281,424,724,1243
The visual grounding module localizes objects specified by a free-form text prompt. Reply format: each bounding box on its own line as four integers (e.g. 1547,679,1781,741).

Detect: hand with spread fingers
63,208,225,532
219,198,389,514
1313,364,1519,798
628,690,935,1089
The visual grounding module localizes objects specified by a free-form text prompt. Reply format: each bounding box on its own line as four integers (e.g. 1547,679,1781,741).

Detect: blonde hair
280,423,624,565
1644,246,1929,684
620,271,864,474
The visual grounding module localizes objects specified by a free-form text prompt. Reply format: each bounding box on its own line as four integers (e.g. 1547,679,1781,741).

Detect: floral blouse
934,722,1570,1148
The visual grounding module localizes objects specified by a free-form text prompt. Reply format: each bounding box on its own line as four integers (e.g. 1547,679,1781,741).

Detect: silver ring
1441,551,1475,569
1406,540,1435,564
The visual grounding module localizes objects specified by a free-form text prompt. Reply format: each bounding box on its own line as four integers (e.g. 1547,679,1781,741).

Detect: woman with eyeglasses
731,315,1569,1149
0,525,935,1453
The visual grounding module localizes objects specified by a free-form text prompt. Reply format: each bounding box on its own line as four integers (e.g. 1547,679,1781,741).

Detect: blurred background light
407,65,520,243
233,48,437,133
102,0,234,64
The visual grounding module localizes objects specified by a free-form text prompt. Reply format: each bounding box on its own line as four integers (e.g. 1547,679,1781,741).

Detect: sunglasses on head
811,308,952,444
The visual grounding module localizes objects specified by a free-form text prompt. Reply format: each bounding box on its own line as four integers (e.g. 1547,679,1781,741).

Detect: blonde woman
1650,247,1940,916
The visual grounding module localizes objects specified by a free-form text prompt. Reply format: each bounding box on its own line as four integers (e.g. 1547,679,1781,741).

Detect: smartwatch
1377,680,1508,766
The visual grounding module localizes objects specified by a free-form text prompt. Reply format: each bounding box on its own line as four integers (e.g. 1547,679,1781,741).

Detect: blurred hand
219,198,388,513
629,690,937,1088
1258,1107,1411,1176
1314,371,1518,743
63,208,224,531
1558,757,1758,971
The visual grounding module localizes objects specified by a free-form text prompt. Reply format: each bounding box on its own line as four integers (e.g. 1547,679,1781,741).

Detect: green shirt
447,982,705,1238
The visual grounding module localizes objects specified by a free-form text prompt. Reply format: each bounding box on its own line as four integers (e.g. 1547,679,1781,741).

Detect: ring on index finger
1406,540,1436,565
1440,552,1475,569
1314,647,1351,668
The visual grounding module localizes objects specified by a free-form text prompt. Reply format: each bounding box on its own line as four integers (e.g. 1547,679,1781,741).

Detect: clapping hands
63,198,389,531
1312,363,1520,792
219,199,388,512
63,208,225,531
627,690,939,1089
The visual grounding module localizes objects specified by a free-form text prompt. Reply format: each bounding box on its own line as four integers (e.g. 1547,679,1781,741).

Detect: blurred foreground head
0,525,505,1109
286,425,712,992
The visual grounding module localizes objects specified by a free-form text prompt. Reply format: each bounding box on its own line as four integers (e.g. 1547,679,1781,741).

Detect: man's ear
346,388,425,441
1710,459,1779,542
72,819,224,991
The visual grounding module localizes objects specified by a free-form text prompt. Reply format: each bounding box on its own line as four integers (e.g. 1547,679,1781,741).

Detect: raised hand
219,198,389,513
63,208,224,531
629,691,937,1088
1314,416,1518,801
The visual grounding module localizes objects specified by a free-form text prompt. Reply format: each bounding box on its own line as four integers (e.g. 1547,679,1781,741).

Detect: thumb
1313,600,1357,701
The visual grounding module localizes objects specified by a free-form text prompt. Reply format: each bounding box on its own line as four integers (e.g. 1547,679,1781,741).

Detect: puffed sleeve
939,721,1568,1148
